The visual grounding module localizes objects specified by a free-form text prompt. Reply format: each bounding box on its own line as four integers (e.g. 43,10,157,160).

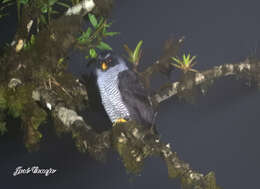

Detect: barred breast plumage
96,59,130,123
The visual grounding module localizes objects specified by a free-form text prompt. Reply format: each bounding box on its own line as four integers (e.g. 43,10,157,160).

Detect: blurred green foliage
78,13,118,59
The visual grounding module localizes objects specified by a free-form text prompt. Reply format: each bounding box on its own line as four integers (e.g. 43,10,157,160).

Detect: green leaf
51,10,60,14
172,57,182,65
89,48,97,58
123,44,133,57
104,21,112,28
104,32,119,37
30,34,35,45
41,5,48,13
84,27,92,39
88,13,98,28
190,55,196,63
3,0,13,4
0,0,13,20
0,14,7,20
23,42,29,50
19,0,29,5
78,27,92,43
56,1,71,8
48,0,58,6
97,17,104,28
58,57,64,65
133,40,143,62
96,41,112,50
0,97,7,111
39,15,47,25
2,0,11,3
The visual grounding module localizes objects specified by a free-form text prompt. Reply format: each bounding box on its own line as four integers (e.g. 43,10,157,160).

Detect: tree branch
140,37,184,87
31,86,221,188
153,58,260,104
32,87,111,160
112,121,221,188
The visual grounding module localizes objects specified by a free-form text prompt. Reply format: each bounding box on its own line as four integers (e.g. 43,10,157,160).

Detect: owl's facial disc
98,51,115,71
100,57,112,71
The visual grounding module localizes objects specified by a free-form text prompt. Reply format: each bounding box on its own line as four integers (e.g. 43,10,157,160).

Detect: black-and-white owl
84,50,156,128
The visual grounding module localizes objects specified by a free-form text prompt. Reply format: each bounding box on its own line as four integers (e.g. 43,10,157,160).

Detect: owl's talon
113,118,127,126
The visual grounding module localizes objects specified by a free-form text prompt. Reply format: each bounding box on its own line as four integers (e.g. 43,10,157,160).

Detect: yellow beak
101,62,108,70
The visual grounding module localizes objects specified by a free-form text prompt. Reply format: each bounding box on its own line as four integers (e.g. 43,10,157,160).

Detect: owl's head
97,50,120,71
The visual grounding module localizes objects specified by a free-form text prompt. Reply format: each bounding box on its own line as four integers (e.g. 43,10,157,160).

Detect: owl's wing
118,70,155,127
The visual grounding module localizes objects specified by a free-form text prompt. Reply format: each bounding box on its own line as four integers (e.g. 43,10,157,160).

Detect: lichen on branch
153,58,260,104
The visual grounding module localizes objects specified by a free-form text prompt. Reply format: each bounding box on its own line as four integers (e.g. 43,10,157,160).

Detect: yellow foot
113,118,127,126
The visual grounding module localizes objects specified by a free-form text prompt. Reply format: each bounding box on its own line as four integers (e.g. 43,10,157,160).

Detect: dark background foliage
0,0,260,188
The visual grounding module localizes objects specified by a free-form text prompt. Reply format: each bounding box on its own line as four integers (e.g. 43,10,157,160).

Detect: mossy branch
153,58,260,104
32,87,111,159
31,87,221,188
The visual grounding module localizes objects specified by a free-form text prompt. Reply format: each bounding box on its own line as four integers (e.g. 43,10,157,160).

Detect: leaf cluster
77,13,119,59
23,34,35,50
14,0,72,24
36,0,71,24
0,0,13,20
171,53,197,73
124,40,143,66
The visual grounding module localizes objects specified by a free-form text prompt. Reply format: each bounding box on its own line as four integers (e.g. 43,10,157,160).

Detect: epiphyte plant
171,53,197,73
124,40,143,67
